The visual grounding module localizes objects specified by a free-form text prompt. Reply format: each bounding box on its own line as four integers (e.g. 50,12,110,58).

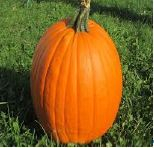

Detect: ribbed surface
30,20,122,144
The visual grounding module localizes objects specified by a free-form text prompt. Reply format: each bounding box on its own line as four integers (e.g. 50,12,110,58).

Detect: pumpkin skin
30,19,122,144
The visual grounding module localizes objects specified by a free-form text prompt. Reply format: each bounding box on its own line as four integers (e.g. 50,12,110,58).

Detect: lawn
0,0,153,146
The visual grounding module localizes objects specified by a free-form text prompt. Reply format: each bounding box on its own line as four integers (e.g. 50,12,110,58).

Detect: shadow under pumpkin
0,68,42,137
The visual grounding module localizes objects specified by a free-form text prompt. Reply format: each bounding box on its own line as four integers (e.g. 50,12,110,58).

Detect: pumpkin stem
68,0,91,32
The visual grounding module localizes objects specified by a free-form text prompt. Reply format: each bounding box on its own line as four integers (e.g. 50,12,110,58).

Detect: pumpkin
30,0,122,144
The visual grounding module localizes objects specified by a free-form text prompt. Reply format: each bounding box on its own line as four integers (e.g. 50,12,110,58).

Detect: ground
0,0,153,146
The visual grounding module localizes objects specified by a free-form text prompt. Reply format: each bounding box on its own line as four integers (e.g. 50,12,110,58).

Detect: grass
0,0,153,146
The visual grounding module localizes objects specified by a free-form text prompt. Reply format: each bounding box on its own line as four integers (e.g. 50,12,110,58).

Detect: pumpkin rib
54,30,75,142
32,24,67,86
85,34,100,140
63,32,77,142
34,29,70,135
76,34,80,141
32,26,66,103
32,20,68,83
77,33,83,141
76,33,84,142
70,33,78,142
86,30,117,139
76,33,79,142
64,33,79,142
76,33,93,142
80,33,95,142
55,44,70,141
62,40,72,142
42,29,72,139
87,30,111,133
40,29,69,108
83,34,95,141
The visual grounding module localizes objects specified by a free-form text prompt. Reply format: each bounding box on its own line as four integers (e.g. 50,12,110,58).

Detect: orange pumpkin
30,0,122,144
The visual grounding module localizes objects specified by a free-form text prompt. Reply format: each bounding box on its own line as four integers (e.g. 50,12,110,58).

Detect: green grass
0,0,152,146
